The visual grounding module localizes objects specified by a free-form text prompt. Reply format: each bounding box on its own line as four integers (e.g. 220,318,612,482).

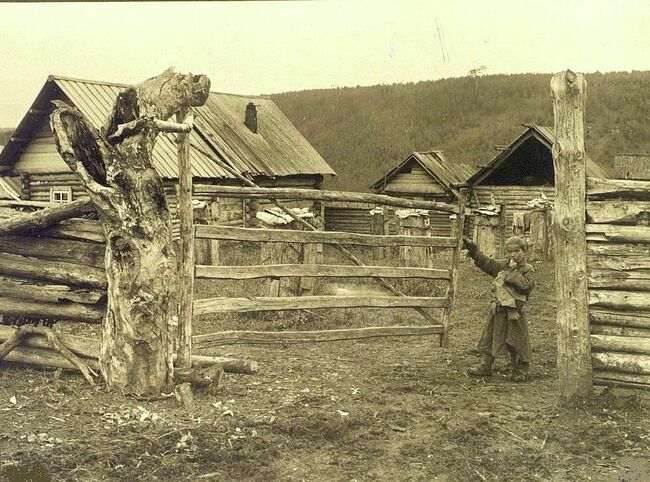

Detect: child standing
463,236,535,382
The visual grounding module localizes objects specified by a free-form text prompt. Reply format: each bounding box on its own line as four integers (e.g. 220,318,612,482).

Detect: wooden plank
588,254,650,271
591,334,650,355
586,224,650,244
590,308,650,328
0,324,98,359
195,225,456,248
589,289,650,311
193,295,449,316
0,236,105,268
192,185,461,214
0,252,107,289
591,352,650,375
195,263,452,280
0,276,105,304
587,177,650,199
193,325,445,348
0,296,104,323
587,200,650,225
588,242,650,258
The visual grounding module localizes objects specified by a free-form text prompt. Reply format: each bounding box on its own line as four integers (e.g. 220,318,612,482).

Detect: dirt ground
1,247,649,481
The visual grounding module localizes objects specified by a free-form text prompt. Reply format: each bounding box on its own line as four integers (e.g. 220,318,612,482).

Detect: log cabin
0,75,336,228
465,123,608,236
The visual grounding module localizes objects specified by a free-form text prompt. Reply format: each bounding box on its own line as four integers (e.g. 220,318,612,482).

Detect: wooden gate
183,186,467,354
586,177,650,390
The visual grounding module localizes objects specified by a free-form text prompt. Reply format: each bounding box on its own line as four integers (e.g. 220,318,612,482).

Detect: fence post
551,70,592,402
177,108,194,371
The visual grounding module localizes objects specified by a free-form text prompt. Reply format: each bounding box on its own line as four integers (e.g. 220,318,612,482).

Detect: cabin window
50,187,72,204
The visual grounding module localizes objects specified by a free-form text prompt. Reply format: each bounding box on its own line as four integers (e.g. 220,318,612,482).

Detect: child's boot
468,354,494,376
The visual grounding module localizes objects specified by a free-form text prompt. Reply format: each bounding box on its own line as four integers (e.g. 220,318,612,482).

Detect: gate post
551,70,592,402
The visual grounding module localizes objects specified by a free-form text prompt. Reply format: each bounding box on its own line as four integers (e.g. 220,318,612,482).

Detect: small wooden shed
369,150,476,235
0,75,335,228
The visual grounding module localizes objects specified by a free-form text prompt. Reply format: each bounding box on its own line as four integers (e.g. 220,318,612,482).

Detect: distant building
0,74,335,224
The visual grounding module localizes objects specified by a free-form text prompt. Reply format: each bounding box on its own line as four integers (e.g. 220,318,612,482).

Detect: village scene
0,2,649,481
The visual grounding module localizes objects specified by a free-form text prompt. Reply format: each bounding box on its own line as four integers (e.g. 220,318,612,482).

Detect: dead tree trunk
551,70,592,402
49,69,210,395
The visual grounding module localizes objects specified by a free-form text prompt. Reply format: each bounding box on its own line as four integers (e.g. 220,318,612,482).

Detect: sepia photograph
0,1,649,480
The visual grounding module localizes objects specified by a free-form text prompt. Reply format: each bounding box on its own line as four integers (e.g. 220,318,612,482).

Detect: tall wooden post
551,70,592,401
177,108,194,370
498,203,506,257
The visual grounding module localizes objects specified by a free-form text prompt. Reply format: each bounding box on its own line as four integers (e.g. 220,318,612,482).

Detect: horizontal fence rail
195,225,456,248
193,325,445,348
193,295,449,316
195,264,452,280
193,185,461,214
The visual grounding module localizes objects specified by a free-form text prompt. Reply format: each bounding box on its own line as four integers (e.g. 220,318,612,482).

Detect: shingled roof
0,75,335,180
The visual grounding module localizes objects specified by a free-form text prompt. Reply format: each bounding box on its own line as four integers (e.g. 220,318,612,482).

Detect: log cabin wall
585,177,650,390
0,215,107,327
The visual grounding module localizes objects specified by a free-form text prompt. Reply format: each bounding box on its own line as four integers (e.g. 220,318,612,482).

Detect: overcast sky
1,0,649,127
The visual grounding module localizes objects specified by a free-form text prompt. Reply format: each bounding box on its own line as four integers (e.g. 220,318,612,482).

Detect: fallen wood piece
0,199,95,236
0,235,106,268
0,325,98,384
174,364,224,395
192,325,445,348
0,345,99,372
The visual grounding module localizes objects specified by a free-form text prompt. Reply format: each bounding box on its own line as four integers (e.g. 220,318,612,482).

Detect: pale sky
1,0,649,127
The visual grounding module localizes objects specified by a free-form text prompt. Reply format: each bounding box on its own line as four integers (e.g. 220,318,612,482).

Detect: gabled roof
369,150,477,193
466,123,608,185
0,75,335,179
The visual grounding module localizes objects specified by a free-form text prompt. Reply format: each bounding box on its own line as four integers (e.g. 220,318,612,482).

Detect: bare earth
1,256,649,481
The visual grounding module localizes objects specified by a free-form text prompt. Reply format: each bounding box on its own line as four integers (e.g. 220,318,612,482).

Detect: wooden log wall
0,216,107,325
586,177,650,390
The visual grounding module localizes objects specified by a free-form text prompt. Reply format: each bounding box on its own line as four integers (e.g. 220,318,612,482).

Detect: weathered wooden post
498,203,506,258
551,70,592,401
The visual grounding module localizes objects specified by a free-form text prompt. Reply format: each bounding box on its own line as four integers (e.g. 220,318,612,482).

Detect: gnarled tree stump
49,69,210,395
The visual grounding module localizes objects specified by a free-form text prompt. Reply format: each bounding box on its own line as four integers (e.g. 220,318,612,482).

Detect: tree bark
49,69,210,395
551,70,593,402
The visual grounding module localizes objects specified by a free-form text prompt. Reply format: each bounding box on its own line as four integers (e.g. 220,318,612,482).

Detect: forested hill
272,71,650,191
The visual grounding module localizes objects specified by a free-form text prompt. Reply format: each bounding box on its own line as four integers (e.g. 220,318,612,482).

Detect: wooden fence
586,177,650,390
188,186,467,352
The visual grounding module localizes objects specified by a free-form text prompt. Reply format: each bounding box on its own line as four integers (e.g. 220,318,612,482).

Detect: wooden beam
587,177,650,200
0,236,105,268
590,324,650,338
0,252,107,289
41,218,105,243
192,185,461,214
193,295,449,316
0,296,104,323
586,224,650,244
589,289,650,311
0,324,97,358
551,69,592,401
195,263,452,280
0,199,95,236
587,200,650,225
195,225,456,248
590,308,650,328
177,109,193,369
591,334,650,355
588,269,650,291
0,276,105,304
193,325,445,348
593,371,650,389
591,352,650,375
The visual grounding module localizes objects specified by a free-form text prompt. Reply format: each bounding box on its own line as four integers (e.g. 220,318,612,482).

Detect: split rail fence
586,177,650,390
187,186,467,354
